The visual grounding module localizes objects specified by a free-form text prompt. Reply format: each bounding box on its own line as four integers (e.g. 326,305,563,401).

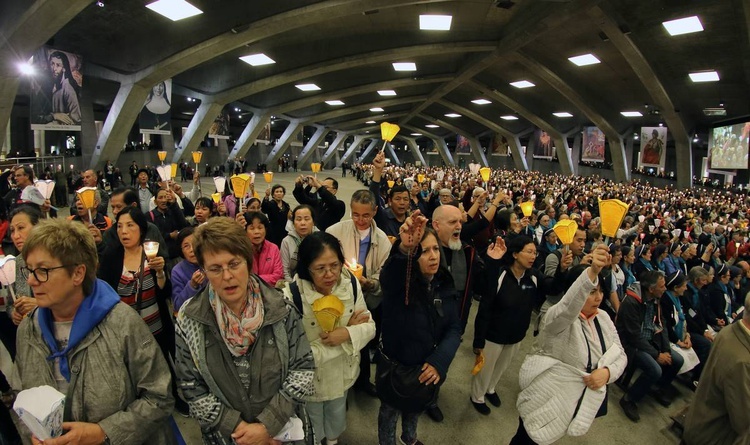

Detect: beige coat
684,320,750,445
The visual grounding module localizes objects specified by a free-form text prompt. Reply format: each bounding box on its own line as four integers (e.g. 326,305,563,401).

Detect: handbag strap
580,316,608,373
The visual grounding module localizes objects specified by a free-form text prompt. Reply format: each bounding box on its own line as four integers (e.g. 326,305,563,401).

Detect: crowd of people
0,152,748,445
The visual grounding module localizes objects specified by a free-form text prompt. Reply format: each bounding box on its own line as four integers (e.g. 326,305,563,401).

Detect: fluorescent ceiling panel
370,107,384,112
472,99,491,105
620,111,643,117
146,0,203,21
568,54,601,66
553,112,573,118
689,71,720,82
410,133,423,136
500,115,519,120
325,100,345,106
444,113,461,118
662,16,703,36
420,15,452,31
378,90,397,96
365,120,376,124
510,80,535,89
239,53,275,66
425,124,440,128
295,83,320,91
393,62,417,71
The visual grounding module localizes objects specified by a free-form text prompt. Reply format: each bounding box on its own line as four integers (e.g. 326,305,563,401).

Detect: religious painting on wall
639,126,668,169
532,128,554,160
139,79,173,135
208,105,231,139
456,134,471,153
491,133,509,156
581,126,606,163
29,47,83,131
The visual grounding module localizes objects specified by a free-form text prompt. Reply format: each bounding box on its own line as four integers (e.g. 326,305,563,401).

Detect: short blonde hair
22,218,98,295
192,217,253,269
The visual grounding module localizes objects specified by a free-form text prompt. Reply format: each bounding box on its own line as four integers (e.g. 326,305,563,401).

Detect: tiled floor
4,169,690,444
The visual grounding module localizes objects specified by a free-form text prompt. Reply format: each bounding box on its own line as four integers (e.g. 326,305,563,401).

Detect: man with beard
42,51,81,125
70,169,108,216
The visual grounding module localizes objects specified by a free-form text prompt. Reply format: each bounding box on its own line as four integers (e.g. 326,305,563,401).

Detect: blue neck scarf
639,257,654,270
544,241,558,253
665,290,685,340
717,281,732,319
38,279,120,381
687,282,700,309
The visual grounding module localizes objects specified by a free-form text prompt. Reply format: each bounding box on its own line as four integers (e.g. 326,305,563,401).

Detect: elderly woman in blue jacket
377,211,461,445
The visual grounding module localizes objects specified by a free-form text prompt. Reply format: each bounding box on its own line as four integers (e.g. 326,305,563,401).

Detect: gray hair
640,270,664,294
351,189,377,209
688,266,709,283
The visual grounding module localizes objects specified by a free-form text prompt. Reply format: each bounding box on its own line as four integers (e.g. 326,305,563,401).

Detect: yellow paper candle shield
380,122,400,142
479,167,491,183
310,163,321,173
263,172,273,183
387,180,395,189
520,201,534,218
157,151,167,162
170,163,178,179
417,174,425,183
192,151,203,164
76,187,98,210
312,295,345,333
230,174,251,199
599,198,630,238
553,219,578,245
211,192,221,204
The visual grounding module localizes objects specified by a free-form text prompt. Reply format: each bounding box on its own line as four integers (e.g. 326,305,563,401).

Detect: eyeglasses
521,250,538,257
309,262,342,278
204,259,246,277
21,264,75,283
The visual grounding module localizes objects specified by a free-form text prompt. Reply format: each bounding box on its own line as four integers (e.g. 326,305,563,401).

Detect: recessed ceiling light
370,107,384,112
553,112,573,118
510,80,535,89
378,90,397,96
689,71,720,82
325,100,345,106
472,99,491,105
410,133,423,136
500,115,519,120
620,111,643,117
393,62,417,71
239,53,275,66
426,124,440,128
568,54,601,66
445,113,461,118
419,15,452,31
662,16,703,36
145,0,202,21
295,83,320,91
365,120,377,124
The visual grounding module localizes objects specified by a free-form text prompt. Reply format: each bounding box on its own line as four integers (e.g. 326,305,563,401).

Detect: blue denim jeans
627,349,684,403
378,402,420,445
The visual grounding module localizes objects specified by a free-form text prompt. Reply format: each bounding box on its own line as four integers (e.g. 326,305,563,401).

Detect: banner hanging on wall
581,127,606,163
208,105,230,139
139,79,172,135
491,133,509,156
639,126,668,169
456,134,471,154
30,47,83,131
532,128,554,160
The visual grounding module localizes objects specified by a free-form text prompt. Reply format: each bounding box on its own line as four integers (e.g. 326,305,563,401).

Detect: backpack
288,276,358,314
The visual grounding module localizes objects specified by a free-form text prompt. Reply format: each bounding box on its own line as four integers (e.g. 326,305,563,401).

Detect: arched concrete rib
227,111,273,161
356,139,379,163
465,79,574,175
297,126,330,166
588,5,691,188
515,51,628,182
301,96,426,125
397,0,603,127
264,120,303,166
433,100,527,170
274,76,451,116
418,112,495,167
337,135,367,167
333,113,408,131
402,124,454,166
0,0,92,151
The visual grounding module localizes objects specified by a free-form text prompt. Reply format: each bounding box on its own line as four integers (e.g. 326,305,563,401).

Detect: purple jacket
253,240,284,286
171,260,206,311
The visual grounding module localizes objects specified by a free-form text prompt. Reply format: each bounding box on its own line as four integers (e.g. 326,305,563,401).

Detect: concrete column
385,143,401,166
508,136,528,171
78,90,98,167
2,120,10,154
162,132,176,152
298,127,329,165
467,137,489,166
0,78,20,156
174,101,224,163
435,139,454,166
33,130,45,154
610,138,630,183
320,133,348,166
90,82,150,170
357,140,378,162
625,134,635,172
404,138,427,166
676,139,692,190
337,135,366,166
264,121,302,166
571,133,582,176
525,135,536,171
551,135,574,176
229,111,272,161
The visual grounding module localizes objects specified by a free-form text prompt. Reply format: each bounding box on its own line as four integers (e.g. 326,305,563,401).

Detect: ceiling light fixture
295,83,321,91
553,112,573,118
393,62,417,71
472,99,491,105
325,100,345,106
689,71,720,82
370,107,384,112
500,115,519,120
411,133,423,136
365,120,376,124
444,113,461,118
620,111,643,117
426,124,440,128
662,16,703,36
239,53,275,66
377,90,397,96
145,0,203,21
510,80,535,89
419,14,452,30
568,54,601,66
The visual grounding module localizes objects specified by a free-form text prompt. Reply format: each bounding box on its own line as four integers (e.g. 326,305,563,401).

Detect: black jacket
616,284,670,358
379,242,461,379
148,203,190,259
292,183,345,232
681,283,710,336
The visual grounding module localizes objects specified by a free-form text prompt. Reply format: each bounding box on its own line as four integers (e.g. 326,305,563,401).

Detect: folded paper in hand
13,385,66,440
273,416,304,442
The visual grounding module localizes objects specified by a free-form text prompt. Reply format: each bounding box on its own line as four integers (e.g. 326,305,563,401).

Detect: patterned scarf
209,276,265,357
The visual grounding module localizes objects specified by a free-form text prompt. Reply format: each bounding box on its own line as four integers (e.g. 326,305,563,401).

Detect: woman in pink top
243,211,284,287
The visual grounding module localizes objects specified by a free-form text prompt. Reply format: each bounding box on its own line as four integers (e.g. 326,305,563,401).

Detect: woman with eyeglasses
174,218,315,445
471,235,566,415
283,232,375,445
281,204,317,282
